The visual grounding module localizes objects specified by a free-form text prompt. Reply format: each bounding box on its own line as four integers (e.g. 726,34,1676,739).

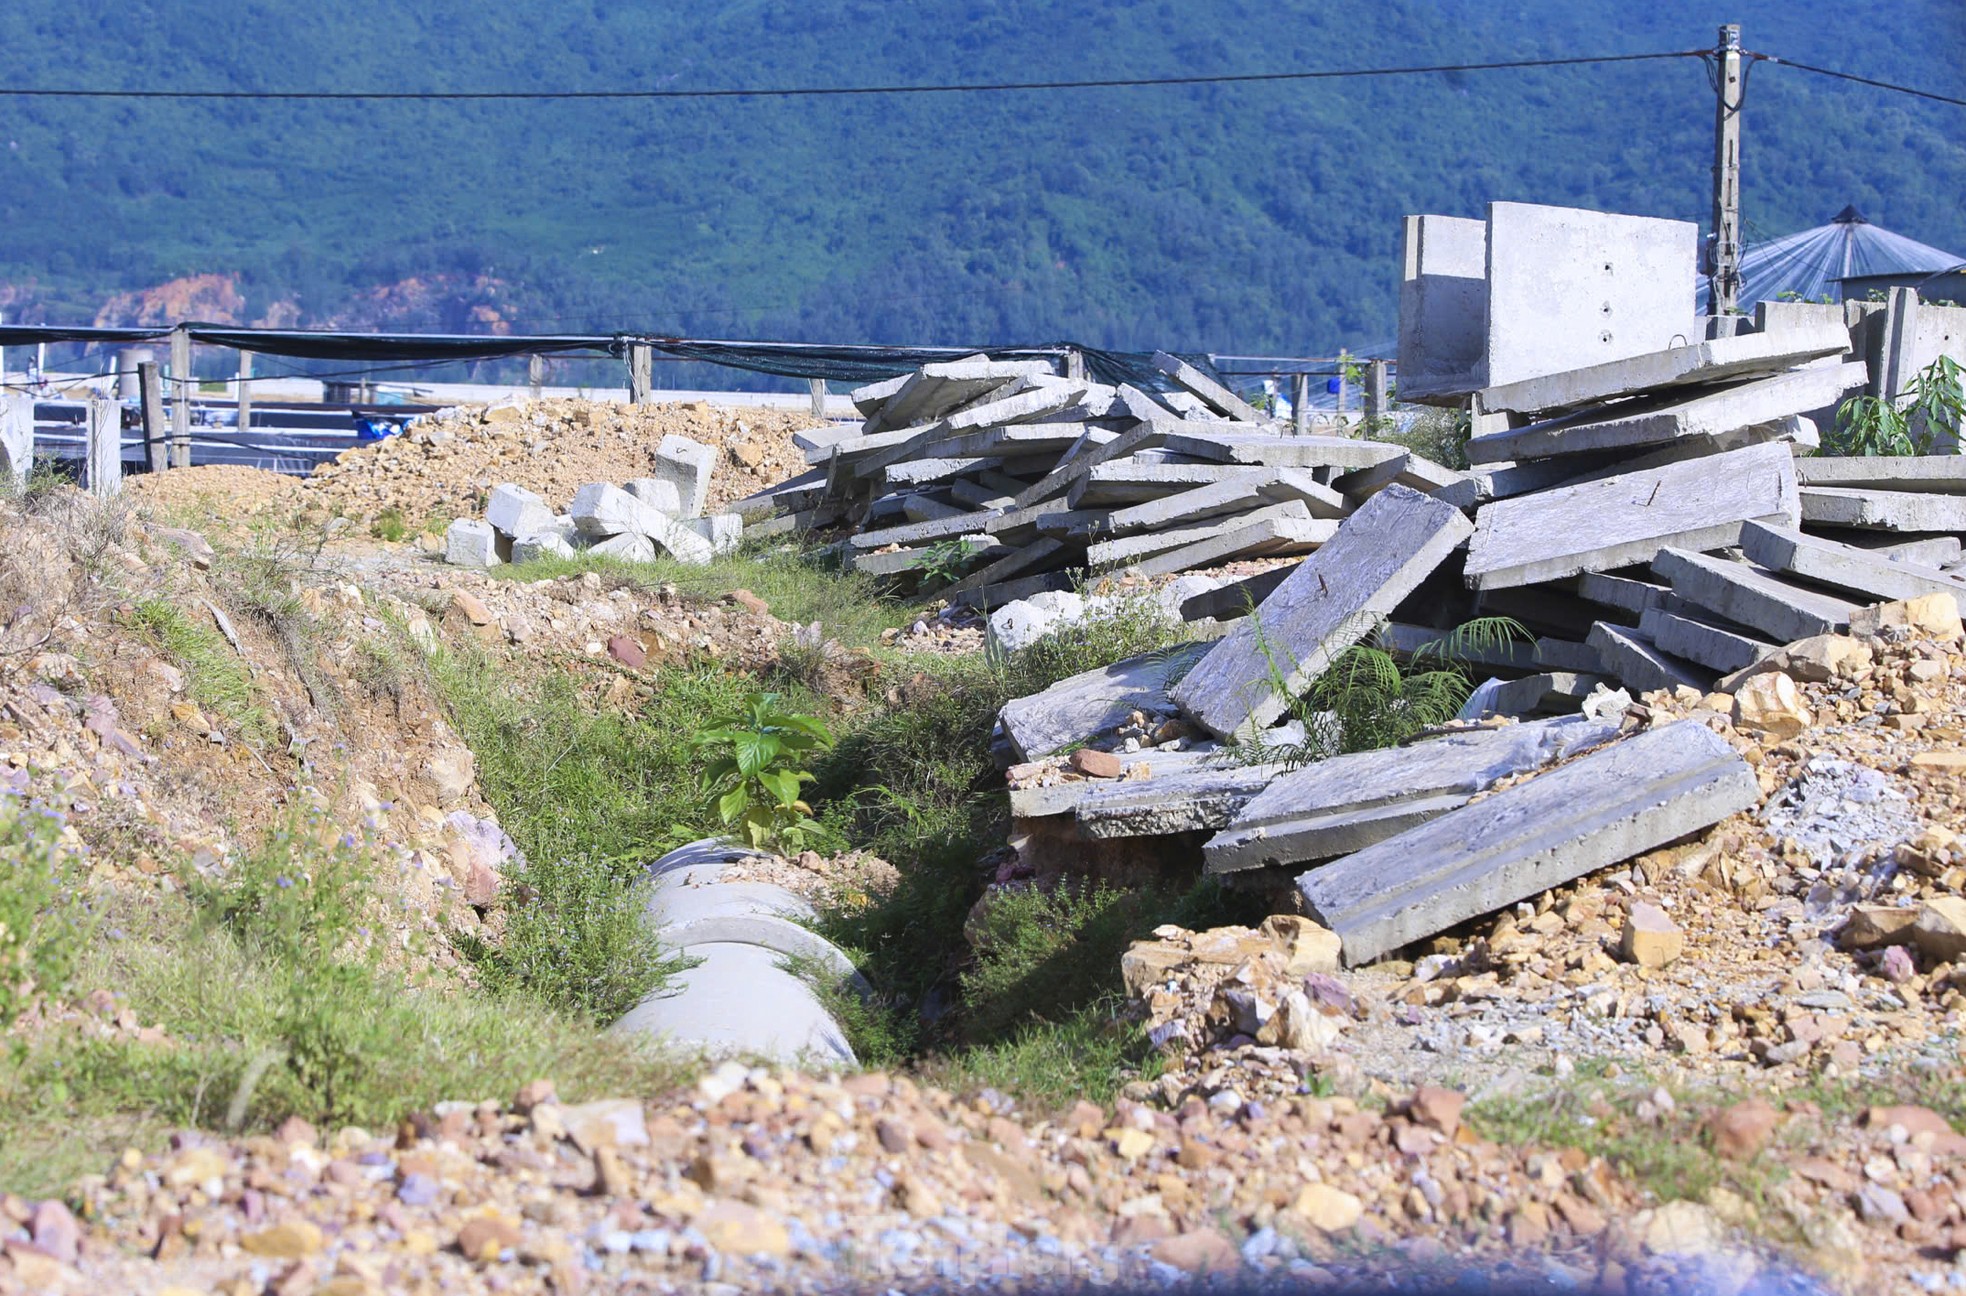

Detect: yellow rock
1112,1127,1155,1161
1260,914,1342,975
694,1201,790,1256
241,1219,325,1259
1912,897,1966,961
1733,671,1810,738
1617,902,1684,969
1290,1182,1363,1232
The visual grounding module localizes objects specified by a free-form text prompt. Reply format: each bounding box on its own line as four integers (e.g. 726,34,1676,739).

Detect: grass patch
919,998,1165,1113
128,597,276,744
490,544,907,652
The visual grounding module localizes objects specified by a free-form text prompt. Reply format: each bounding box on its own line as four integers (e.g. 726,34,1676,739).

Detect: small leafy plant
909,537,983,588
1826,356,1966,456
694,692,836,852
0,798,89,1034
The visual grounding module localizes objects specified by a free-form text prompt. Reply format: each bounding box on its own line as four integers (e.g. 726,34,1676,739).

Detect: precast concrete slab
1464,441,1799,590
1330,451,1468,503
863,357,1053,433
847,508,1004,552
1012,420,1169,510
943,537,1070,599
1799,487,1966,533
1153,351,1266,423
1575,571,1670,618
1797,456,1966,494
1739,522,1966,611
1102,468,1349,535
1171,485,1474,740
1067,462,1266,508
1464,363,1864,465
1586,622,1712,694
1075,763,1290,839
1204,714,1622,873
1124,515,1333,580
1638,607,1779,675
1161,432,1404,471
653,435,718,518
1477,321,1851,415
1178,566,1296,622
1397,213,1489,403
998,641,1213,761
1481,202,1699,392
1649,548,1856,643
1087,501,1316,568
1807,530,1963,567
486,483,557,538
1296,720,1758,966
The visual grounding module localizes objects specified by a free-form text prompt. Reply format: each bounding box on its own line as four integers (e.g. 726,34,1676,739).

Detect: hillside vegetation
0,0,1960,364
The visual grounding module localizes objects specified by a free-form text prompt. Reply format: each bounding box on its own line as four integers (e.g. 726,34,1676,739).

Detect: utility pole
1707,23,1744,317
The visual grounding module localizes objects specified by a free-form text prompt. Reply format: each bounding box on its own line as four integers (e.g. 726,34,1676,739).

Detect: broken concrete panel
1076,763,1289,839
731,467,827,520
1464,363,1865,465
863,357,1053,434
1650,548,1857,643
1586,622,1712,694
1125,514,1333,581
1486,671,1607,717
588,531,657,563
999,642,1214,761
936,382,1087,437
1638,607,1779,675
1162,432,1403,471
1087,501,1318,568
1739,522,1966,611
1799,487,1966,533
1012,421,1168,510
1206,714,1621,873
1172,485,1475,740
445,518,502,568
653,435,718,518
848,370,914,417
486,483,557,539
913,423,1111,465
1464,441,1799,590
512,532,579,563
1068,463,1265,508
1297,720,1758,966
1153,351,1265,423
1808,530,1963,567
1178,566,1295,623
1797,455,1966,494
685,514,743,557
949,474,1023,510
1330,451,1468,503
1482,202,1699,392
1397,213,1489,404
1478,321,1851,415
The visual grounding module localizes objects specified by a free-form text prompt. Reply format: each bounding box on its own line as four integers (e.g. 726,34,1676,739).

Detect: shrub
0,799,90,1033
694,692,836,852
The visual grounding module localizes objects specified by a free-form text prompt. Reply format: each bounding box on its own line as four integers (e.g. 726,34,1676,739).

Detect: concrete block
571,482,714,563
445,518,502,568
624,477,685,517
588,532,657,563
1638,607,1779,675
1153,351,1265,423
881,457,1005,489
999,642,1213,762
1739,522,1966,612
1650,548,1856,643
1795,455,1966,496
1482,201,1699,392
848,508,1003,552
1576,571,1669,618
512,532,578,563
1297,720,1758,966
1012,421,1168,510
900,493,966,523
1172,485,1474,741
685,513,743,557
1586,622,1711,694
1465,363,1864,465
1076,763,1289,839
1205,715,1621,873
1477,321,1851,415
486,483,557,538
1800,487,1966,533
1397,213,1488,403
1162,431,1403,471
653,434,717,518
1464,441,1799,590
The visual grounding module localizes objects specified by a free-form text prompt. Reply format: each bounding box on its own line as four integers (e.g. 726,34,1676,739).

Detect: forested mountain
0,0,1960,364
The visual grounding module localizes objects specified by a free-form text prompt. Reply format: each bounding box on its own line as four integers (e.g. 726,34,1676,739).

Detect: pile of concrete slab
443,434,740,569
990,200,1966,969
732,351,1449,605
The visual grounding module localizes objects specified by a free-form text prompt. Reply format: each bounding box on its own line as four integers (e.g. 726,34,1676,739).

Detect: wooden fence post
86,396,121,497
138,361,167,473
808,377,827,418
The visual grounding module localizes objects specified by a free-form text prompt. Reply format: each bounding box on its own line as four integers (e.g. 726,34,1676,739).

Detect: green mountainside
0,0,1960,361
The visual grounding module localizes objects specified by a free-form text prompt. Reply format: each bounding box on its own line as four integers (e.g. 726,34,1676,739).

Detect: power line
0,50,1704,102
1749,53,1966,108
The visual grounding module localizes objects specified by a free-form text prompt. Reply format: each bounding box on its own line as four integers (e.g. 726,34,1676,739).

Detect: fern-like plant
693,692,836,852
1239,613,1531,767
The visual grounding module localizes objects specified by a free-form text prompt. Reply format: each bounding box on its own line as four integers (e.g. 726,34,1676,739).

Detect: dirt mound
303,397,823,528
123,464,304,521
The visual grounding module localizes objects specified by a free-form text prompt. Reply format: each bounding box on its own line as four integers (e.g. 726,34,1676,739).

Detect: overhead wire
1746,53,1966,109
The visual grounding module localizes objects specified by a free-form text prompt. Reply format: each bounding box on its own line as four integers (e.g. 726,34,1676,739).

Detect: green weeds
128,597,276,744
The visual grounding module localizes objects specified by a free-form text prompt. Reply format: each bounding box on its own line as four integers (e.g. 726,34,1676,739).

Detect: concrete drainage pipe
612,838,862,1066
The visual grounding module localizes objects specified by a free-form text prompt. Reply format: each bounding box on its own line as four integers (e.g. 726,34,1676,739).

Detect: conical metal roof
1699,208,1963,310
